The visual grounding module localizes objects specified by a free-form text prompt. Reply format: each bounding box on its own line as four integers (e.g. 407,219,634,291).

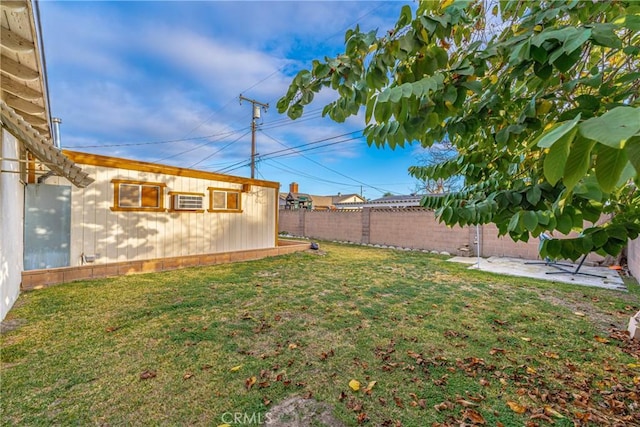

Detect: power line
258,130,397,195
188,130,252,168
258,130,363,159
213,157,252,174
211,129,365,174
263,158,365,188
261,136,361,161
63,128,248,148
152,128,250,163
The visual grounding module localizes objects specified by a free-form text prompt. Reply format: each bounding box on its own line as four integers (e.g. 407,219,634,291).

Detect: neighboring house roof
310,195,333,208
1,0,93,188
332,193,364,204
337,194,441,209
286,192,313,202
368,195,424,206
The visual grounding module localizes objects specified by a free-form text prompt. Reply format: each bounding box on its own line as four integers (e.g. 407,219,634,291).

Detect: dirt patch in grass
537,292,623,332
264,397,345,426
0,318,26,334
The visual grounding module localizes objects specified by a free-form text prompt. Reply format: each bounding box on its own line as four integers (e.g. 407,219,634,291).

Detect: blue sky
39,1,426,199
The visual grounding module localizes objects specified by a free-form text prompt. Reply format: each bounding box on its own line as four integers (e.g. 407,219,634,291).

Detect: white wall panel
61,161,277,265
0,129,23,320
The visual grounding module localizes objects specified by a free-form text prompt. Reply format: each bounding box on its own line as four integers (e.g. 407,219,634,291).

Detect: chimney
290,182,299,193
52,117,62,149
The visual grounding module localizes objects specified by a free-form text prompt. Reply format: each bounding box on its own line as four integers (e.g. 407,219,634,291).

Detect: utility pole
239,94,269,179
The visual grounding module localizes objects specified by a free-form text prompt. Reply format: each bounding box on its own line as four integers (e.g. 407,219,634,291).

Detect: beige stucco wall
49,162,277,267
0,128,24,320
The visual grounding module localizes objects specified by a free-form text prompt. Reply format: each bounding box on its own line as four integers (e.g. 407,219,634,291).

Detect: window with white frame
111,179,166,212
208,187,242,212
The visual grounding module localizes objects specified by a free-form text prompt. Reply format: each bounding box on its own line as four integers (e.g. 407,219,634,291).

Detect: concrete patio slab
448,256,626,291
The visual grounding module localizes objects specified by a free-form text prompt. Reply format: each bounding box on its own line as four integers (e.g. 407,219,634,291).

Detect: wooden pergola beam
1,74,42,100
0,26,35,53
0,54,39,81
4,94,44,115
0,1,28,12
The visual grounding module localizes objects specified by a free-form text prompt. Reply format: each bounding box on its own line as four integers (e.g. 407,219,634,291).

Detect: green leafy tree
278,0,640,260
413,140,463,194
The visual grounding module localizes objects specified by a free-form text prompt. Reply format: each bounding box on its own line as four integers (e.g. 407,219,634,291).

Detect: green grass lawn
2,242,639,426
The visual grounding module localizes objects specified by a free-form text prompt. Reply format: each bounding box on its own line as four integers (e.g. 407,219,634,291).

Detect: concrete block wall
480,223,540,259
369,208,470,254
304,210,363,242
278,208,627,269
279,209,305,236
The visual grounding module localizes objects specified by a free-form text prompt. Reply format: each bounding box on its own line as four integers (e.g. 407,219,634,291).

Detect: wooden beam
0,26,35,53
4,94,44,115
21,113,48,127
0,1,28,12
0,54,39,81
1,100,95,188
1,74,42,100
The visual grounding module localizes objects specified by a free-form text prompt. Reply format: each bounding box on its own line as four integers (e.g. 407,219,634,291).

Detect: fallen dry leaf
544,405,564,419
394,397,404,408
521,337,532,342
574,311,586,317
139,370,156,380
230,365,243,372
456,398,478,407
363,381,377,393
529,413,554,423
183,372,194,380
105,326,119,333
507,401,527,414
349,379,361,391
594,336,610,344
463,408,486,424
245,376,257,390
288,343,298,350
434,401,453,411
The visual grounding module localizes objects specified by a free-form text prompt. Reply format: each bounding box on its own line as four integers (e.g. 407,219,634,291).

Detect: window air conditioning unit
174,194,203,210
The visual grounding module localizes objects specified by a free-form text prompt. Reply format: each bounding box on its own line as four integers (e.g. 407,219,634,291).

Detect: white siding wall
0,129,24,320
51,165,277,265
